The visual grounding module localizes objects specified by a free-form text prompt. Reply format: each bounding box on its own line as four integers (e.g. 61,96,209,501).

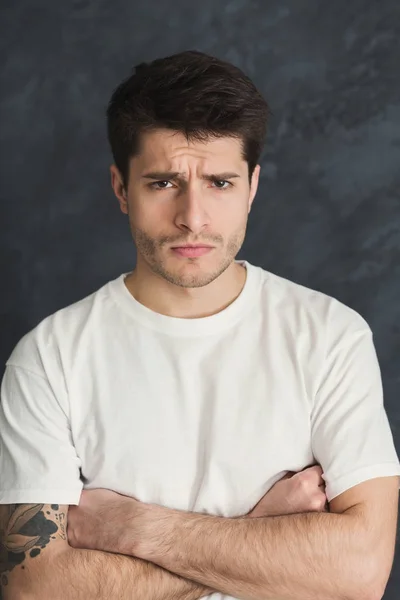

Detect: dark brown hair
106,50,270,190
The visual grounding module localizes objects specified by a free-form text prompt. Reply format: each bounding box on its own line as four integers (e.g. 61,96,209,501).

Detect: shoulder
253,262,371,337
5,276,119,375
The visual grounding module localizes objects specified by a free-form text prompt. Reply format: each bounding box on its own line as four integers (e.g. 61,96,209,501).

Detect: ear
110,165,128,214
248,164,261,212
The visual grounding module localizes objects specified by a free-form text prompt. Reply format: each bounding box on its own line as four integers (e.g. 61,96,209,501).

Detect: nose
173,187,211,234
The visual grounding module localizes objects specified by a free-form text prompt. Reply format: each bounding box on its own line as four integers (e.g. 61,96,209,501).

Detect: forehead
133,129,245,171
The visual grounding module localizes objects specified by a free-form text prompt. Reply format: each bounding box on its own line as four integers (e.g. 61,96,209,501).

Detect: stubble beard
131,225,247,289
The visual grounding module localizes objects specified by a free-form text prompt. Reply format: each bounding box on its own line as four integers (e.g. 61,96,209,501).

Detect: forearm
138,507,375,600
15,547,213,600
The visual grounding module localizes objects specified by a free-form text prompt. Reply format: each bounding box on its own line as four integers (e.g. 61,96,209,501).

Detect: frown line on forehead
141,171,241,181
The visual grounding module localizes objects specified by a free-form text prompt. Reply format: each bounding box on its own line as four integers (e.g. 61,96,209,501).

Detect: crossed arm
2,476,398,600
112,475,398,600
2,500,210,600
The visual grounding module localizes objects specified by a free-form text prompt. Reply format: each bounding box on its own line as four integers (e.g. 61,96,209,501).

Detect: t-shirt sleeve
310,303,400,502
0,363,83,505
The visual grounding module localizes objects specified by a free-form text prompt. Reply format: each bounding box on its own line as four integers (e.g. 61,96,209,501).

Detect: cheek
221,211,248,234
135,202,172,228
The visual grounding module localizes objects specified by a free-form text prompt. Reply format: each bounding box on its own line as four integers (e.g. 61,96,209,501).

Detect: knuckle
312,465,323,474
298,475,312,490
298,466,322,485
310,494,326,510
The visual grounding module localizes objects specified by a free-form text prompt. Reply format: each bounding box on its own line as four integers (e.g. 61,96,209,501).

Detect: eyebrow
141,171,241,181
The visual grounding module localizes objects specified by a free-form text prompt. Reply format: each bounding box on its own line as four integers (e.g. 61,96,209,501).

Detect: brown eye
213,180,231,190
150,181,173,190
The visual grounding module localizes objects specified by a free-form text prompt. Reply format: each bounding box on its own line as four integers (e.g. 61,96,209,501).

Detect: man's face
112,128,260,288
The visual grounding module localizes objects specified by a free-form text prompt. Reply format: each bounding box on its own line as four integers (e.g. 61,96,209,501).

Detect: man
0,49,399,600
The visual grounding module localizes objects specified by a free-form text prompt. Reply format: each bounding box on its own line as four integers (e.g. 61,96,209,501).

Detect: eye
148,179,233,191
212,180,232,190
149,181,174,190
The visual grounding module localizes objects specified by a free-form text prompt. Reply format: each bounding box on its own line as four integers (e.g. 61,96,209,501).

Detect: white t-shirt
1,260,399,591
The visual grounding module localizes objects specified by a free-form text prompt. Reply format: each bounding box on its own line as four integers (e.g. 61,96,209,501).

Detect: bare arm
23,546,214,600
133,503,379,600
0,503,213,600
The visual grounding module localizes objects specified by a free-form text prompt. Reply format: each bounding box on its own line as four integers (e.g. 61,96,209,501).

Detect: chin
164,259,232,289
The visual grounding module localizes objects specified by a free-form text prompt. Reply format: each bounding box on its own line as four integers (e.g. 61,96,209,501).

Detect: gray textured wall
1,0,399,596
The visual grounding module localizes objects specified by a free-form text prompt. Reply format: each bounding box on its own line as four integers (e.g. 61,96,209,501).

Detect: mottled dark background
1,0,399,596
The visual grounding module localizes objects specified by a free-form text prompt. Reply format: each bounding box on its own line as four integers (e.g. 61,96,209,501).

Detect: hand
67,488,148,554
245,465,328,518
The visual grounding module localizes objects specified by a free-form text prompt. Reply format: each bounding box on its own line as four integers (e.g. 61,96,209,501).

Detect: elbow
342,548,387,600
1,571,36,600
350,582,383,600
352,563,388,600
358,585,385,600
365,578,388,600
1,585,30,600
3,583,37,600
362,548,395,600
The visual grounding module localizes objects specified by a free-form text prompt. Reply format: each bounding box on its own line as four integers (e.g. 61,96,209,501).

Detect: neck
124,261,247,319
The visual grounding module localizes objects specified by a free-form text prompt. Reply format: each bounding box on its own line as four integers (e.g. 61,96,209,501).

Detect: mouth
170,245,215,258
171,244,214,248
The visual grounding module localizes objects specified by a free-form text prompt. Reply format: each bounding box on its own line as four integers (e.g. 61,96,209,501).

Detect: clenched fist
246,465,328,518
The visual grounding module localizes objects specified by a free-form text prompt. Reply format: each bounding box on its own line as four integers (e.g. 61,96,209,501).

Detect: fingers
299,464,325,486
